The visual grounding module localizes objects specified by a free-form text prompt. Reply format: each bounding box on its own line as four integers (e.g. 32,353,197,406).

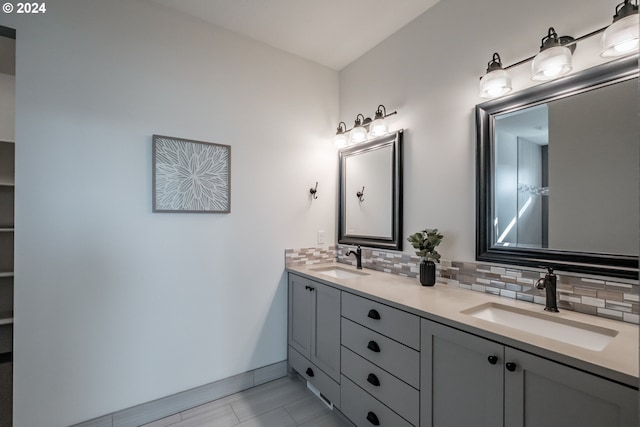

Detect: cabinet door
288,274,312,359
311,281,341,382
504,347,639,427
421,319,503,427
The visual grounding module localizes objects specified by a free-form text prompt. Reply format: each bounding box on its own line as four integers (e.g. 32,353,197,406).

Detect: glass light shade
350,126,368,143
479,69,512,98
531,46,572,81
369,117,388,137
334,132,348,148
601,14,640,57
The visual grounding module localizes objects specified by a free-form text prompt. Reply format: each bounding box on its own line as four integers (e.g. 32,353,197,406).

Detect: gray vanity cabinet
341,292,421,426
421,318,639,427
287,274,341,405
504,347,638,427
420,319,503,427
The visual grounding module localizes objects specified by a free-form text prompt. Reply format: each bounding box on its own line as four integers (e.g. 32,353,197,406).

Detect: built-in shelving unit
0,25,15,427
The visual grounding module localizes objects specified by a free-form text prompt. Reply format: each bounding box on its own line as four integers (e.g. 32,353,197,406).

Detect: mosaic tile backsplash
285,246,337,267
285,245,639,324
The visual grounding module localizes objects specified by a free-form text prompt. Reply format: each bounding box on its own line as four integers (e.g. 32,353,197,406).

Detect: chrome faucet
345,245,362,269
536,266,559,312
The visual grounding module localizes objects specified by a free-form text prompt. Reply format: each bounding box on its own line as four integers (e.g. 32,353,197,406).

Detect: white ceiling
150,0,440,70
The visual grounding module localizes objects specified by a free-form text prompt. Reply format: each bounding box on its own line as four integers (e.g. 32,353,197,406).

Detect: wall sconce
350,114,370,143
531,27,575,81
369,105,393,137
333,104,398,148
479,53,513,98
601,0,639,57
334,122,348,148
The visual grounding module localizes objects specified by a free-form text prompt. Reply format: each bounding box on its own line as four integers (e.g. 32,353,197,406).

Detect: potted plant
407,228,444,286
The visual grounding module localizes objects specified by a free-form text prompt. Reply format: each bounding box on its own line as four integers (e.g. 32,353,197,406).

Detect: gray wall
0,1,338,425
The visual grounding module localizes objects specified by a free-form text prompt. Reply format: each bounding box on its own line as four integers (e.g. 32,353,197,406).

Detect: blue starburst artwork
153,135,230,213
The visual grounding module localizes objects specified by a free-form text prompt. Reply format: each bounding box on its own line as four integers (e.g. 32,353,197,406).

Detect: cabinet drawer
341,318,419,389
341,375,413,427
342,292,419,350
341,346,419,425
288,346,340,408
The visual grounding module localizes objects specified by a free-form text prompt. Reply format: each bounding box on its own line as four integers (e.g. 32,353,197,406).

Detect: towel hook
310,182,318,199
357,186,365,202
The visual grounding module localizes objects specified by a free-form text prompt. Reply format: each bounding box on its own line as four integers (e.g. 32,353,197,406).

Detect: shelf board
0,272,13,278
0,228,13,232
0,140,14,145
0,317,13,326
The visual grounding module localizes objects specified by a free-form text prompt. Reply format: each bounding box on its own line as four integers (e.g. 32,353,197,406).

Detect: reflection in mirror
493,80,638,255
345,144,393,238
477,55,639,278
339,131,403,250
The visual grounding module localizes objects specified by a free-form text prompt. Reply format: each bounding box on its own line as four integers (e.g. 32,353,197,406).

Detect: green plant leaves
406,228,444,262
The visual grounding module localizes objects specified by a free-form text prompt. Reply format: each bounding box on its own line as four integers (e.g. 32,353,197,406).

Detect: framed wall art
152,135,231,213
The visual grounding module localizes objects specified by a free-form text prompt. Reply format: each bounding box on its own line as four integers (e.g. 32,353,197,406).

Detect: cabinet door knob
366,373,380,387
305,367,314,377
366,411,380,425
506,362,517,372
487,355,498,365
367,340,381,353
367,309,381,320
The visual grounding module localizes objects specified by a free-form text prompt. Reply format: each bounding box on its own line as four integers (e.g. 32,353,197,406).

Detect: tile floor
141,375,353,427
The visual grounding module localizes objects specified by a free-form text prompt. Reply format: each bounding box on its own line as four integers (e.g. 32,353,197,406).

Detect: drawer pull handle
506,362,517,372
366,411,380,425
367,309,381,320
366,373,380,386
305,367,314,377
367,340,381,353
487,355,498,365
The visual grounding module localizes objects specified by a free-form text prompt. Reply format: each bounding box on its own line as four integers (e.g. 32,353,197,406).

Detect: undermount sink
461,303,618,351
311,266,370,280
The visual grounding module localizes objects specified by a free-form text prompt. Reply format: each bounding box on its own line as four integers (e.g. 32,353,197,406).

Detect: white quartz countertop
287,263,639,388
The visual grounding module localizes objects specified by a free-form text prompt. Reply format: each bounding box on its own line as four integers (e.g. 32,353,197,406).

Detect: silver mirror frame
476,55,639,279
338,130,403,250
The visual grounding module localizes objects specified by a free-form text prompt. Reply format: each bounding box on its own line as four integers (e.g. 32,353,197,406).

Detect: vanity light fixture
334,104,398,147
480,4,640,98
334,122,348,148
601,0,639,57
531,27,575,81
479,53,513,98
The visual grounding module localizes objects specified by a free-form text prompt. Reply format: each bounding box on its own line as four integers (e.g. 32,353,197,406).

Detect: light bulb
602,13,640,57
369,118,388,137
479,68,512,98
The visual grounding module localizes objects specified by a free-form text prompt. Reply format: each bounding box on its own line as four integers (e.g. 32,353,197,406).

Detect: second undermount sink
461,303,619,351
311,266,370,280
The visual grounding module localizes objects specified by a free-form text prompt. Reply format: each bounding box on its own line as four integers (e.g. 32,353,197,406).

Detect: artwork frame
152,134,231,213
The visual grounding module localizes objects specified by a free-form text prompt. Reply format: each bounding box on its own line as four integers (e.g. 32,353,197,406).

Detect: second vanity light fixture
479,0,639,98
334,104,397,148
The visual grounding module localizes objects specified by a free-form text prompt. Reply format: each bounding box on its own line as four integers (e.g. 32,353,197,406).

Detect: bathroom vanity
287,264,638,427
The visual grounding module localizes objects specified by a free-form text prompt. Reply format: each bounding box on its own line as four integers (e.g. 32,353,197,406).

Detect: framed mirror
476,55,638,279
339,131,403,250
